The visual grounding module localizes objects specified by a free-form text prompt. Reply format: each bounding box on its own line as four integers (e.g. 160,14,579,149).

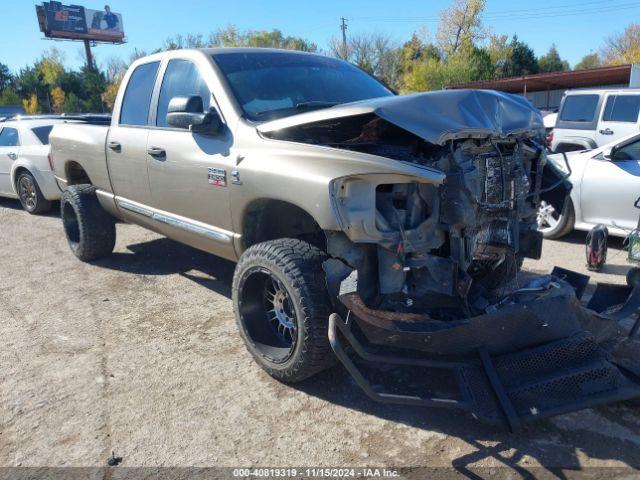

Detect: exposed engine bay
265,110,569,320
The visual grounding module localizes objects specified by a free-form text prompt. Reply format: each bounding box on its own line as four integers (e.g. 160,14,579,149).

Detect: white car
538,131,640,238
0,117,73,213
551,88,640,153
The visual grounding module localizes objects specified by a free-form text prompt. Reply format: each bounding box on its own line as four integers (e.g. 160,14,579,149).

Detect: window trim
118,60,161,127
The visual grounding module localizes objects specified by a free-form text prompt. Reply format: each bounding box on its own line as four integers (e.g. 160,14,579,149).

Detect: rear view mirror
166,95,222,135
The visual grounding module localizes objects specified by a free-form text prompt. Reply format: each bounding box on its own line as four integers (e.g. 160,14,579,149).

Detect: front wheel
537,198,575,239
232,238,334,383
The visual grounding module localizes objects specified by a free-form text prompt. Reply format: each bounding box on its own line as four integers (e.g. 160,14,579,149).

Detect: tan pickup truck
50,48,640,428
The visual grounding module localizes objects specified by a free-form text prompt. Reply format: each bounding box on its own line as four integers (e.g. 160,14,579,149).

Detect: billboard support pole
83,39,94,69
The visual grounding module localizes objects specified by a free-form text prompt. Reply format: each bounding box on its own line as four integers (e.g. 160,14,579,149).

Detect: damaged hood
258,89,544,145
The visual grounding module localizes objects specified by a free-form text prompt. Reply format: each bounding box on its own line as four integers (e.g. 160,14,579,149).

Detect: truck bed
50,123,111,193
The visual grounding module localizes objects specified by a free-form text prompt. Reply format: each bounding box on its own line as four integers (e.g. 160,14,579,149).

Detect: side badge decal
208,167,227,187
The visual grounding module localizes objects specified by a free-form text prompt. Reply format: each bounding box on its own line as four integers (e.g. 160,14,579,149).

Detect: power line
351,0,639,23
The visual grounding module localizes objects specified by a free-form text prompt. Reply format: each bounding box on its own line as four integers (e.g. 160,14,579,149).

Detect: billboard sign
36,2,124,43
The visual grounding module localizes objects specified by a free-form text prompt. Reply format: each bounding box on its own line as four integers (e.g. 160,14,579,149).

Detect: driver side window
156,59,212,127
612,139,640,161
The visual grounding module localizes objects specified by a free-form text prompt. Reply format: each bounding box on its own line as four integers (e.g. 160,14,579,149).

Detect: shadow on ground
0,197,60,218
557,230,626,250
92,236,235,299
92,233,640,478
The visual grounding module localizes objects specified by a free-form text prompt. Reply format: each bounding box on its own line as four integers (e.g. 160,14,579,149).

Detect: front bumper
329,268,640,430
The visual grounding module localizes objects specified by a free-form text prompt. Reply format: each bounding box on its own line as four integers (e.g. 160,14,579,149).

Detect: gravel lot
1,197,639,475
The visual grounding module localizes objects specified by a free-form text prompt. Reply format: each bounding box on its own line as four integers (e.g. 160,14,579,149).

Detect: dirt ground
1,197,639,476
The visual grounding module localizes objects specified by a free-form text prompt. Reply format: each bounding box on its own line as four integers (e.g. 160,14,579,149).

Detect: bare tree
329,32,401,88
601,24,640,65
163,33,205,50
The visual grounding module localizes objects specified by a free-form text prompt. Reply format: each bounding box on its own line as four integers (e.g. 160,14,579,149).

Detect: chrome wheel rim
263,276,297,345
537,200,561,232
18,176,37,211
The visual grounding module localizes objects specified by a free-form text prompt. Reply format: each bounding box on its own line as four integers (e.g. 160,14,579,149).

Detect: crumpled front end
262,89,640,427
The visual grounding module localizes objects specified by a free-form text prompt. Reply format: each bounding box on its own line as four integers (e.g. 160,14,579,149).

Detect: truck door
106,60,160,207
595,94,640,146
0,127,20,195
581,136,640,230
146,58,235,257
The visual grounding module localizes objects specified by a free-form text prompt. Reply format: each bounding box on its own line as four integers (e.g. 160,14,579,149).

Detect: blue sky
3,0,639,72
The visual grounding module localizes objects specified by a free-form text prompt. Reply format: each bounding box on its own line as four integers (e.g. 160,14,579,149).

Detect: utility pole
340,17,348,59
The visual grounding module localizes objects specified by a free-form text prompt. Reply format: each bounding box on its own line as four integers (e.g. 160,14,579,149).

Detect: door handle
147,146,166,158
107,141,121,151
599,128,614,135
7,152,17,160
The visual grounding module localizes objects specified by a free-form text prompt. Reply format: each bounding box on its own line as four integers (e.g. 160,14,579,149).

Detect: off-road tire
540,198,575,240
233,238,335,383
61,184,116,261
17,171,52,214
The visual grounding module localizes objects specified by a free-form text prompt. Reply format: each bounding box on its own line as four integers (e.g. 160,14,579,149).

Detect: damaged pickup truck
49,48,640,429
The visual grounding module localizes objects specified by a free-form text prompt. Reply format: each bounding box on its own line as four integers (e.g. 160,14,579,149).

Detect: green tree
0,87,21,106
398,32,440,81
207,26,317,52
0,63,13,91
62,92,83,113
503,35,539,76
574,53,602,70
538,44,570,73
37,48,65,87
78,65,107,112
14,66,48,112
487,34,512,78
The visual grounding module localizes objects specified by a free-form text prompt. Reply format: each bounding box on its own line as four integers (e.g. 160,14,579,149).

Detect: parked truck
50,48,640,429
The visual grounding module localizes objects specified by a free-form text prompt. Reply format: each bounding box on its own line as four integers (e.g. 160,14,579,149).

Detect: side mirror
166,95,222,135
602,147,614,160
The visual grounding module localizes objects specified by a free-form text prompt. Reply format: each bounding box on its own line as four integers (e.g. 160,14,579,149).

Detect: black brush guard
328,268,640,430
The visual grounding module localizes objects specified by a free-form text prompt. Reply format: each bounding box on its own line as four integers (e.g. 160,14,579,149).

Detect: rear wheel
233,238,334,383
537,198,575,239
61,184,116,261
17,171,51,214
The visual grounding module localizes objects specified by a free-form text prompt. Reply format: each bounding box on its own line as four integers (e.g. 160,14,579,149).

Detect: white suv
0,116,80,214
550,88,640,153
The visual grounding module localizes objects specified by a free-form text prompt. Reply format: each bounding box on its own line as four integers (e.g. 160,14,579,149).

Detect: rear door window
31,125,54,144
119,61,160,126
602,95,640,123
0,127,19,147
559,95,599,122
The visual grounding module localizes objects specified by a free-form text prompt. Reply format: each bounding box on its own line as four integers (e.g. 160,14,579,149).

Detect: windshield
212,51,393,121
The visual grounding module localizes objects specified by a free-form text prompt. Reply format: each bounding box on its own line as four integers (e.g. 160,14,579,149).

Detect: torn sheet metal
258,89,544,145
